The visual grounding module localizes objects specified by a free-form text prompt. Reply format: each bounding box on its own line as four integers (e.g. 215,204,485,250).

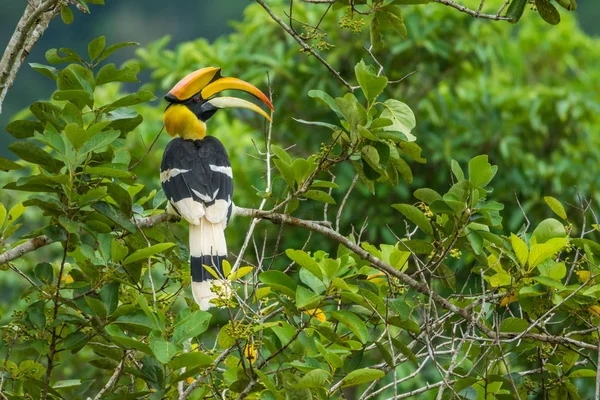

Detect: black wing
160,136,233,225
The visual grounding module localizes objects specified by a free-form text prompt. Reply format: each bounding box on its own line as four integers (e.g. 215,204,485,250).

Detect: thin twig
431,0,512,21
255,0,355,91
92,351,128,400
129,126,164,171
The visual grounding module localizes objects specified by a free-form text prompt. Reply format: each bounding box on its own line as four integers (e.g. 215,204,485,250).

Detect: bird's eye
193,97,201,103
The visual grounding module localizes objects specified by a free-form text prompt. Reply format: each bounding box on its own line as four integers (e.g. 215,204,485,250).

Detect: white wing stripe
209,164,233,178
191,189,214,202
160,168,190,183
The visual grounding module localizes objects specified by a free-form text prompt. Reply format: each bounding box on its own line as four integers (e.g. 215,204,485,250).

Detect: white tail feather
189,217,229,310
189,218,227,258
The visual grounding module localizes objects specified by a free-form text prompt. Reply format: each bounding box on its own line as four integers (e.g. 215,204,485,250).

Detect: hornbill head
163,67,274,139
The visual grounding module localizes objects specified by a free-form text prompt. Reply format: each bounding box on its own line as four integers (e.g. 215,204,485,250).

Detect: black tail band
191,255,226,282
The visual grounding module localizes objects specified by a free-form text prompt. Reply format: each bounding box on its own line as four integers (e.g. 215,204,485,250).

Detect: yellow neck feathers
163,104,206,140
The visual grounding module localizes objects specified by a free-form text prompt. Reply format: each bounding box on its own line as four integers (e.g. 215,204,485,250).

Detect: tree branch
0,212,176,266
0,0,60,114
431,0,512,21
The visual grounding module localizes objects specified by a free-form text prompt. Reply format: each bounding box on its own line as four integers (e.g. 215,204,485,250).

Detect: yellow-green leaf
122,243,176,265
544,196,567,220
510,234,529,267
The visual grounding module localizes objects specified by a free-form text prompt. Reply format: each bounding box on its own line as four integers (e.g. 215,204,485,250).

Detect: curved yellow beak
165,67,274,121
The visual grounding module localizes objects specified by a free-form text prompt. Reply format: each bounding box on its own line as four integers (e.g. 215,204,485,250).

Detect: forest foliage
0,0,599,399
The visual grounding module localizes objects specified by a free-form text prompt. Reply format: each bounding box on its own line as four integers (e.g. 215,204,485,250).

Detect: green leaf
104,91,156,110
380,99,416,141
6,120,43,139
273,159,295,188
555,0,576,11
336,94,361,142
259,271,297,298
168,352,212,370
88,35,106,62
26,301,46,329
6,202,26,228
97,41,139,64
110,334,152,354
500,317,528,333
291,369,330,389
413,188,442,204
302,190,336,205
532,219,567,244
362,145,380,169
544,196,567,220
85,296,107,318
468,155,497,188
105,182,133,216
528,238,569,269
537,0,560,25
149,331,180,364
270,144,292,164
308,90,342,117
506,0,528,22
100,282,119,315
30,63,58,80
86,165,132,179
111,239,128,263
53,90,93,108
451,159,465,180
0,204,5,228
96,63,140,85
489,271,512,288
57,64,94,93
122,243,176,265
286,249,323,280
330,311,369,344
78,129,121,156
217,324,236,348
311,180,339,189
377,5,408,40
532,276,567,291
510,234,528,267
569,369,597,378
35,262,53,284
563,350,578,373
45,48,83,64
8,142,62,172
292,159,311,184
172,311,211,344
61,5,74,24
341,368,385,388
91,202,137,233
63,331,88,350
392,204,433,237
295,286,324,310
355,60,388,106
0,157,24,171
539,262,567,281
389,317,421,334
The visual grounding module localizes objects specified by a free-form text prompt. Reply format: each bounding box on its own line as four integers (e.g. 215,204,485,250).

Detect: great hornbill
161,67,273,310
